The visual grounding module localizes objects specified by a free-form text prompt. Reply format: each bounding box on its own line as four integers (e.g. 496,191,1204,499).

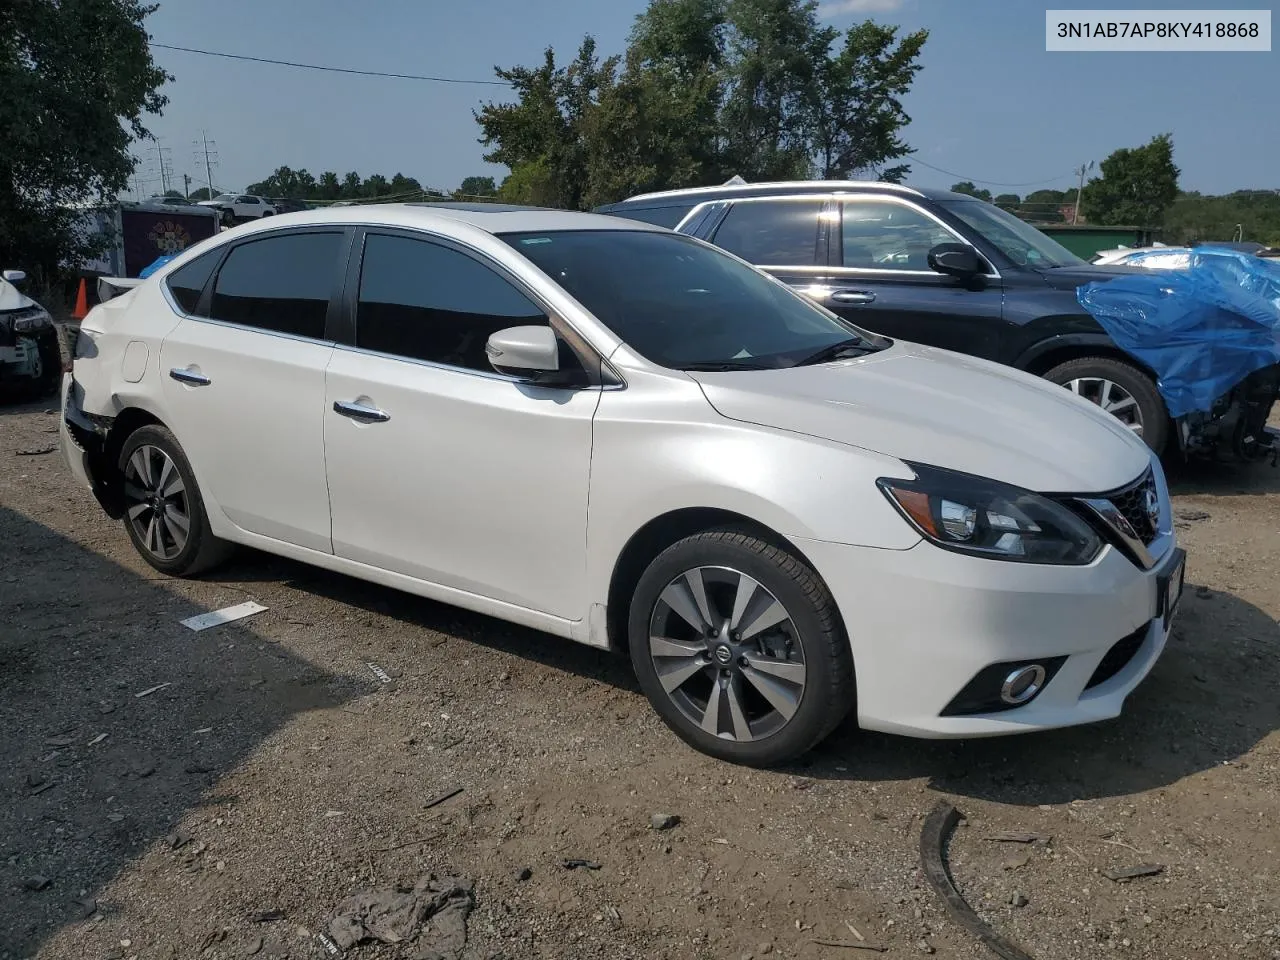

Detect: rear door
815,197,1008,360
158,228,348,552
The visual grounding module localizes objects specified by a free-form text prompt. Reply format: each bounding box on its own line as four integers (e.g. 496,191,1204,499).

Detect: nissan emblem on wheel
60,203,1184,766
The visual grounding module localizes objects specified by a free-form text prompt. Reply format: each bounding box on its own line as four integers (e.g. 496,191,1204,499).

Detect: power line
150,42,511,86
908,155,1077,188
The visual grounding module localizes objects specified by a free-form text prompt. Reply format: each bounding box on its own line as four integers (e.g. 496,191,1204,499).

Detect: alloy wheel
123,444,191,561
1064,377,1144,435
647,565,807,743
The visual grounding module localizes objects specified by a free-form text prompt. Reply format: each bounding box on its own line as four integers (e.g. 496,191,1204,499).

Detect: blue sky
136,0,1276,199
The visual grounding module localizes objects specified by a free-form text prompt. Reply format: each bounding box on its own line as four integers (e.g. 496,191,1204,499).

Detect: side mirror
486,325,562,381
927,243,983,279
3,269,27,284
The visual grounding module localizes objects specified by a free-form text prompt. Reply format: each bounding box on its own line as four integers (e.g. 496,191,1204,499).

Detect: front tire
118,424,232,576
628,528,854,767
1043,356,1170,455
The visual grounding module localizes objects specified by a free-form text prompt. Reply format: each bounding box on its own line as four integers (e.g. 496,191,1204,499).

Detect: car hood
1033,263,1144,292
0,279,36,311
689,342,1151,493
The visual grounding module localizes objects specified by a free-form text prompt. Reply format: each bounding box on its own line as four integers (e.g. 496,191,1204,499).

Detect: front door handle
333,400,390,423
829,289,877,305
169,367,211,386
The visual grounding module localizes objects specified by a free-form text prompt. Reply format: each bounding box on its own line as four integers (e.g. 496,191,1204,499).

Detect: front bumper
795,532,1182,738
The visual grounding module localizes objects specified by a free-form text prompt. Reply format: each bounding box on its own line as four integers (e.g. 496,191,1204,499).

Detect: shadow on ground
1166,454,1280,497
0,508,361,957
212,545,1279,811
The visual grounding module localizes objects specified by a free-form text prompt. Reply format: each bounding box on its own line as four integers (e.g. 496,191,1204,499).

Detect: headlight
878,462,1102,565
10,306,50,332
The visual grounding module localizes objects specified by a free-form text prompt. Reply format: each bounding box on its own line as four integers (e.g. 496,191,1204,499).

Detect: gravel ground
2,399,1278,960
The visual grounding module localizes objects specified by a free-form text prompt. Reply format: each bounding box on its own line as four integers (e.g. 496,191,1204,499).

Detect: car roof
207,202,668,237
593,180,973,212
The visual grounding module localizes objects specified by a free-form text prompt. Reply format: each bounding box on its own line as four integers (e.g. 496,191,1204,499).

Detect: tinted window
608,205,693,229
165,249,220,314
501,229,877,370
238,196,259,204
840,200,957,270
939,199,1082,268
356,234,548,371
711,199,823,266
208,232,343,338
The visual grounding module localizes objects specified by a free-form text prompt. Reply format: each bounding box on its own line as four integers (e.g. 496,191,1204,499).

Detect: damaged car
0,268,62,400
596,182,1280,463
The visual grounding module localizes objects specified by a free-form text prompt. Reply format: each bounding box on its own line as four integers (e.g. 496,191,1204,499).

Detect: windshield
498,230,880,370
940,199,1084,269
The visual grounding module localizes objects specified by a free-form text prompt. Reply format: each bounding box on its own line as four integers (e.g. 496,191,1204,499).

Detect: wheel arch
1017,336,1158,381
604,507,837,654
92,406,169,517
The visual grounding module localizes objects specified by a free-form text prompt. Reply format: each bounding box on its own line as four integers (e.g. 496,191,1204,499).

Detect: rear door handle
829,289,877,305
169,367,211,386
333,400,390,423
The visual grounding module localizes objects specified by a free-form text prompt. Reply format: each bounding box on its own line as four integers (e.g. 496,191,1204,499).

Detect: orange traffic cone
71,278,89,320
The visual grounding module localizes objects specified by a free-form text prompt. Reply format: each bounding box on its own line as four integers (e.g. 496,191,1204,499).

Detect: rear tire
628,527,854,767
118,424,232,576
1043,356,1170,455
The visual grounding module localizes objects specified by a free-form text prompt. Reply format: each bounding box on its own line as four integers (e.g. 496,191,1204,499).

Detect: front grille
1109,468,1158,545
1085,625,1147,690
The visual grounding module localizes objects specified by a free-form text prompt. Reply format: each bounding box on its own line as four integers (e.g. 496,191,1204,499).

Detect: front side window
355,233,549,371
840,200,958,270
238,196,260,205
165,248,220,314
501,229,879,370
710,199,824,266
207,231,343,338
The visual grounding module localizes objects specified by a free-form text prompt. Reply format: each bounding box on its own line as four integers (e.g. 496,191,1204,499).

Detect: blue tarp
1077,247,1280,417
138,254,177,278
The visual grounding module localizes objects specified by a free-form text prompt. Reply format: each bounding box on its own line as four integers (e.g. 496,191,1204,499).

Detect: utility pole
196,130,219,198
151,138,174,194
1072,161,1094,225
183,173,192,199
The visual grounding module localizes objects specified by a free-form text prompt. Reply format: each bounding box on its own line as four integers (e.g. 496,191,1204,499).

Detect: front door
158,229,347,552
814,197,1008,361
322,230,598,619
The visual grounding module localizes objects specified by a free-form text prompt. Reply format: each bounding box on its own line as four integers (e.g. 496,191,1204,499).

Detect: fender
1012,331,1134,373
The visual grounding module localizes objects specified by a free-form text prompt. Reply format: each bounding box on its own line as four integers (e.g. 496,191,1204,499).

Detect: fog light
1000,664,1047,705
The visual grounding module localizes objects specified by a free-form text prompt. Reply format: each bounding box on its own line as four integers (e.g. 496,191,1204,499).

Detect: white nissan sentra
60,203,1185,766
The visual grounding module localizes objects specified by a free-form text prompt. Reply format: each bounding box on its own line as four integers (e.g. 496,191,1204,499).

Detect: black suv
594,182,1176,453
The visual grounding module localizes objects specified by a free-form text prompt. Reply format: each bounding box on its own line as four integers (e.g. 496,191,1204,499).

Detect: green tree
1019,188,1068,223
949,181,992,201
188,187,212,201
994,192,1020,210
1080,133,1180,228
811,22,927,180
456,176,498,198
389,173,423,197
1,0,170,272
316,171,341,201
341,172,362,199
498,159,559,206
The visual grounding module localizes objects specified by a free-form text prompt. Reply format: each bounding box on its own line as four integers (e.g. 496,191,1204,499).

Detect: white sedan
60,204,1185,766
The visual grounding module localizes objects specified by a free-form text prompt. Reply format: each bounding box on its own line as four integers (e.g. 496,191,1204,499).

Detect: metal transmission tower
193,131,220,197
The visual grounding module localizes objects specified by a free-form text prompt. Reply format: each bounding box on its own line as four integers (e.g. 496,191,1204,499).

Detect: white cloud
817,0,907,18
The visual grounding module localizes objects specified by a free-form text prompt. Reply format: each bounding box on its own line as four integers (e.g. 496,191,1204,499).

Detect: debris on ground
15,445,57,456
23,875,52,891
561,859,602,871
367,662,394,684
809,937,887,952
650,813,680,830
327,874,474,958
180,601,268,632
1102,864,1165,882
983,832,1049,845
513,867,532,882
1011,892,1030,908
422,787,463,811
134,682,171,699
920,801,1035,960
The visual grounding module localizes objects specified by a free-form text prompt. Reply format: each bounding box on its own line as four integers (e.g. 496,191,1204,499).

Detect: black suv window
840,199,956,270
165,248,220,314
356,233,549,371
711,199,824,266
207,231,343,338
612,204,694,229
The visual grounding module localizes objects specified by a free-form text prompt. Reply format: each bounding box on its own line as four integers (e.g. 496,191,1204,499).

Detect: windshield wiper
679,360,774,372
794,338,879,367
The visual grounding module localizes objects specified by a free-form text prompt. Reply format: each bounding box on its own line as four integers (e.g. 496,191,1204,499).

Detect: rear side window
711,199,824,266
609,205,694,229
165,249,220,314
355,233,549,371
208,231,344,338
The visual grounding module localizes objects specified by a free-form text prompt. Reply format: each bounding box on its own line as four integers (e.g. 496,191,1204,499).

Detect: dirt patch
2,400,1278,960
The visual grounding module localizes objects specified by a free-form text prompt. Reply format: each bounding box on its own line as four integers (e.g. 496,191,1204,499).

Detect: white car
60,204,1185,766
197,193,277,222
